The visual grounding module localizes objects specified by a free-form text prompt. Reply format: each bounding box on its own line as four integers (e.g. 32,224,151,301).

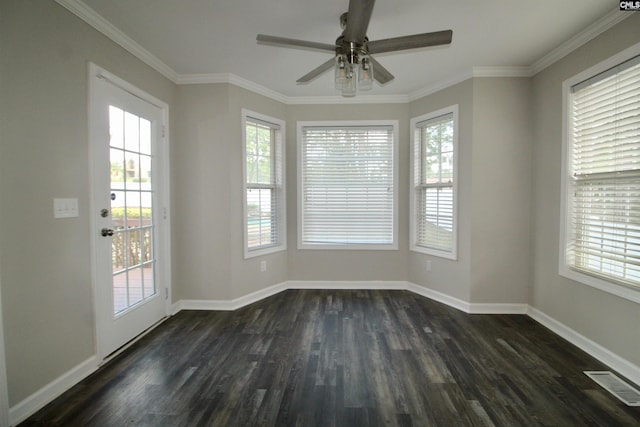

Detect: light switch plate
53,198,79,218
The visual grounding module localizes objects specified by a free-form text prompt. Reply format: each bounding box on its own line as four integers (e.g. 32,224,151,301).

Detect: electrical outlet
260,260,267,272
425,260,432,272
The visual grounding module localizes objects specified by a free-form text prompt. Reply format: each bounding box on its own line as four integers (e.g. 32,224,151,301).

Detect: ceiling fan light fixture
334,55,349,89
358,56,373,91
341,73,356,97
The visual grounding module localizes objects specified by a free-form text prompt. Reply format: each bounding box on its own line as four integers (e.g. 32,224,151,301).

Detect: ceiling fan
256,0,452,96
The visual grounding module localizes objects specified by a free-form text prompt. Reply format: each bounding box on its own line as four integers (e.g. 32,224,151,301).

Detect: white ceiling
65,0,619,99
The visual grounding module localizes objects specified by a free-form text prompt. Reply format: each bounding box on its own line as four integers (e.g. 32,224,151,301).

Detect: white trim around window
410,105,459,259
559,41,640,304
242,109,286,258
297,120,399,250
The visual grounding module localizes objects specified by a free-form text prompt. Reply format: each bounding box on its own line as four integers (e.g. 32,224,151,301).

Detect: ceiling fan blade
297,58,336,83
343,0,376,44
367,30,452,54
369,56,394,84
257,34,336,52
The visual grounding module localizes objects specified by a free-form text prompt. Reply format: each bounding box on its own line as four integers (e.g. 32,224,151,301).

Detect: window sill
298,242,398,251
244,244,286,259
559,265,640,305
410,244,457,260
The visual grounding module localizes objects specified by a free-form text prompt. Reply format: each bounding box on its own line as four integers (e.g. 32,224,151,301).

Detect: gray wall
0,0,176,405
529,13,640,367
173,84,233,301
470,78,531,304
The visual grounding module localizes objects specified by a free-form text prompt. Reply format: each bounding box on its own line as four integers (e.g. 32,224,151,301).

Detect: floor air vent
584,371,640,406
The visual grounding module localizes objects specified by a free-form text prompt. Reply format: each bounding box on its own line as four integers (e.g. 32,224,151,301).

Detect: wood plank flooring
20,290,640,426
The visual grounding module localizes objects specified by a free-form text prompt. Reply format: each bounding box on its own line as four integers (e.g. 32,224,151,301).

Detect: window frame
297,120,399,250
559,42,640,304
242,109,286,259
410,105,459,259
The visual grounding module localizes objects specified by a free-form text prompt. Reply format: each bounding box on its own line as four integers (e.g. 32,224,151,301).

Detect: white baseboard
407,282,472,312
231,282,288,309
468,303,529,314
179,281,407,312
170,301,182,315
406,283,528,314
178,281,530,315
287,280,408,291
9,356,98,426
178,299,237,311
180,282,288,312
527,306,640,387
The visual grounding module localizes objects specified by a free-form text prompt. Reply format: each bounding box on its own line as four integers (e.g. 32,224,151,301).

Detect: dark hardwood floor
21,290,640,426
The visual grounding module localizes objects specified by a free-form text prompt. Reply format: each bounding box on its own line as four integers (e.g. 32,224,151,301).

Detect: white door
89,64,170,360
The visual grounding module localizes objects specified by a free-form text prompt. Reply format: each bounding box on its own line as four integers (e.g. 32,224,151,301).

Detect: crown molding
472,66,533,78
286,94,410,105
55,0,178,82
530,10,631,75
176,72,410,104
56,0,630,104
174,73,230,85
407,70,474,102
177,73,289,104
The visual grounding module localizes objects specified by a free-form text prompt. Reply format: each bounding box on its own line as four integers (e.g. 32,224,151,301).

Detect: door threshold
99,316,169,366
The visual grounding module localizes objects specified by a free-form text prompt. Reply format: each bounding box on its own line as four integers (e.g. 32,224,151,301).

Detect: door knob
101,228,114,237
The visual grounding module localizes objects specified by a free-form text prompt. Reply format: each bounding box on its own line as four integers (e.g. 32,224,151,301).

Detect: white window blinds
567,55,640,288
299,124,396,248
410,106,457,258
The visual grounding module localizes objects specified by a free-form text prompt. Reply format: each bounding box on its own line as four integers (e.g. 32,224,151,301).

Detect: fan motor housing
335,35,369,63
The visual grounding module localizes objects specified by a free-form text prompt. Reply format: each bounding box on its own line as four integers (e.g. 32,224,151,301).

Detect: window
298,121,398,249
242,110,286,258
561,48,640,303
410,106,458,259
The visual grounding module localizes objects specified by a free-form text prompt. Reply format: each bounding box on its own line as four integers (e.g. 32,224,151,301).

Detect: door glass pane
109,106,124,149
128,266,144,307
124,111,139,152
142,227,153,264
140,154,152,186
139,118,151,155
110,148,125,184
142,264,154,298
113,272,127,314
125,152,141,191
125,192,141,229
109,106,156,315
127,229,142,267
112,231,125,272
111,191,125,230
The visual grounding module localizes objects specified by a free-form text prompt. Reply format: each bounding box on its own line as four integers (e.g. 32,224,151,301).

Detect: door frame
88,63,172,361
